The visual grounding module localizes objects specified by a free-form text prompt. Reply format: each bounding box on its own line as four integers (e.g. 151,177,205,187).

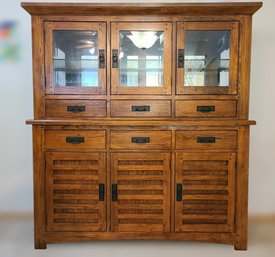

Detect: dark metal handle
99,184,105,201
99,49,105,68
112,184,118,201
197,106,215,113
131,105,150,112
66,137,85,144
112,49,118,68
176,184,183,201
131,137,150,144
197,137,216,143
178,49,185,68
67,106,86,113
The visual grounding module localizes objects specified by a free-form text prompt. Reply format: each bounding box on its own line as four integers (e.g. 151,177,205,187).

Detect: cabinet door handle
67,106,86,113
176,183,183,201
131,137,150,144
131,105,150,112
99,49,105,68
99,184,105,201
112,184,118,201
197,137,216,143
66,137,85,144
178,49,185,68
197,106,215,112
112,49,118,68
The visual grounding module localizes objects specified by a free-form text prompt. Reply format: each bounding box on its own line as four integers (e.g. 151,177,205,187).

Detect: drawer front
175,100,237,118
111,100,171,117
45,100,107,118
176,130,237,150
111,131,171,149
45,130,106,149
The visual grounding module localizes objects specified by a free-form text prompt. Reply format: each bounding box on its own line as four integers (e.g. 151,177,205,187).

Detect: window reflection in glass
184,30,230,87
119,31,164,87
53,30,99,87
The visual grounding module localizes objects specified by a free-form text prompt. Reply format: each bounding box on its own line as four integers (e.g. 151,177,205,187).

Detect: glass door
176,22,239,94
45,22,106,94
111,22,172,94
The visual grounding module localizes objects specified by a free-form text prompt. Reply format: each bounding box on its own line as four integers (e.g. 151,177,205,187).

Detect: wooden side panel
111,153,170,232
46,152,106,232
175,152,236,233
45,100,107,118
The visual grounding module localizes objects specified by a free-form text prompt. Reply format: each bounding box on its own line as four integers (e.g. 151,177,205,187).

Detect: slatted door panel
46,152,106,232
111,153,170,232
175,152,236,232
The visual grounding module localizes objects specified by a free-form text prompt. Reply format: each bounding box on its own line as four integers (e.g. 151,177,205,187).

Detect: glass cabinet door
111,22,172,94
45,22,106,94
176,22,239,94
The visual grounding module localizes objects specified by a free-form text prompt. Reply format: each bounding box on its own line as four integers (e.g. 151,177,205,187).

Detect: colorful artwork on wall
0,21,20,62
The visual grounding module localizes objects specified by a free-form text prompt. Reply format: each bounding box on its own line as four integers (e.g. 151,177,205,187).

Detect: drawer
175,100,237,118
111,100,171,117
45,130,106,149
176,130,237,150
45,100,107,118
111,131,171,149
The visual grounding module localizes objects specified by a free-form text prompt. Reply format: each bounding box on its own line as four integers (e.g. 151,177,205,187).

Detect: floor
0,217,275,257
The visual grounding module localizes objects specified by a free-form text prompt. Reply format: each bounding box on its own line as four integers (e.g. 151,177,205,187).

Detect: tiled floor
0,217,275,257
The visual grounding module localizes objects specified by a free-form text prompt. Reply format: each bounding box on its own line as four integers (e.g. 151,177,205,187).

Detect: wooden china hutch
22,2,262,250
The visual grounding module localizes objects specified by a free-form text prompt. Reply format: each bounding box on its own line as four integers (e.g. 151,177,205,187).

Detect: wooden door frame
44,21,107,95
176,21,239,95
111,22,172,95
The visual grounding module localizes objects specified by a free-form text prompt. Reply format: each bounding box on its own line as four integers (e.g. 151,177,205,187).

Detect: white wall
0,0,274,214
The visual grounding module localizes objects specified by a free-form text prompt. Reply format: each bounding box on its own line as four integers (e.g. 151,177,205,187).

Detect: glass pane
184,30,230,87
119,31,164,87
53,30,98,87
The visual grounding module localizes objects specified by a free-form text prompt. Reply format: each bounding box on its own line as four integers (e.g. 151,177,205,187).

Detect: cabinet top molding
21,2,262,16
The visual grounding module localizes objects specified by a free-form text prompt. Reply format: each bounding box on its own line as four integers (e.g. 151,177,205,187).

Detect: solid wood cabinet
22,1,262,250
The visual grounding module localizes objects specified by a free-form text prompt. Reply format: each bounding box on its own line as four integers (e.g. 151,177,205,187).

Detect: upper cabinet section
45,22,107,95
111,22,172,95
176,22,239,95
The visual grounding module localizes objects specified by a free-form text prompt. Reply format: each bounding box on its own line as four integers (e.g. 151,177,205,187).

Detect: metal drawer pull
176,184,183,201
66,137,85,144
131,137,150,144
112,49,118,68
99,49,105,68
67,106,86,113
197,106,215,112
178,49,185,68
99,184,105,201
197,137,216,143
131,105,150,112
112,184,118,201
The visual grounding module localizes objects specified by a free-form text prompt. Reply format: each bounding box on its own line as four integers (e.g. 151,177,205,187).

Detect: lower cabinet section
175,152,236,233
45,152,106,232
110,152,171,232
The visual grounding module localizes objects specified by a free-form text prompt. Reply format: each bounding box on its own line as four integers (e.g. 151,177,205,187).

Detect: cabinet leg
34,239,47,249
234,237,247,250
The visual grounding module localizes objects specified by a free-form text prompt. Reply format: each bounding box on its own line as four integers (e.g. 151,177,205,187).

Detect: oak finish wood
111,100,171,118
23,2,261,250
45,100,107,118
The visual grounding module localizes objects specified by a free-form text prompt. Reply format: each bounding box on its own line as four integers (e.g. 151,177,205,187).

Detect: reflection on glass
119,30,164,87
184,30,230,87
53,30,98,87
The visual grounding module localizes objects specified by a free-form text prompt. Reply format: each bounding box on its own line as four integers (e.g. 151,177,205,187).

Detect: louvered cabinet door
45,152,106,232
111,153,170,232
175,152,236,233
